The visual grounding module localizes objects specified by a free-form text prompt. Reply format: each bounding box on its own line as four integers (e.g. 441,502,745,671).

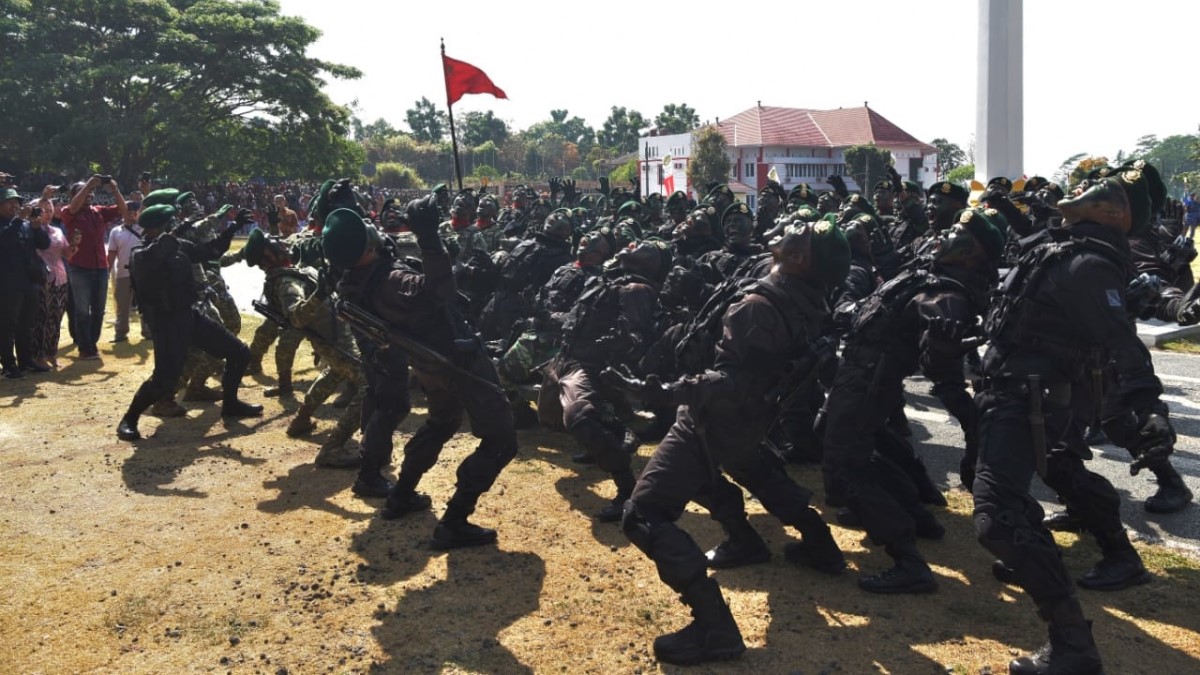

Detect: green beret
704,184,733,204
986,177,1013,193
927,181,969,204
1120,159,1166,217
760,180,786,201
956,208,1007,261
666,191,688,208
721,202,751,224
432,183,448,195
902,180,923,195
217,204,235,217
551,207,572,218
1113,168,1154,232
321,208,369,268
308,179,336,223
174,191,195,206
788,183,819,208
791,204,821,222
138,204,176,230
243,228,267,266
143,188,180,208
841,193,878,219
617,200,644,219
873,180,894,192
810,219,851,285
0,188,20,202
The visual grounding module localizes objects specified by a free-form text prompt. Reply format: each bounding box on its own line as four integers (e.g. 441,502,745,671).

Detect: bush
373,162,426,190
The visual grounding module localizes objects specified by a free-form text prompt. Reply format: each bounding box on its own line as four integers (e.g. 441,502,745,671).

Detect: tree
598,106,648,153
654,103,700,134
1053,153,1089,186
1127,133,1200,196
524,110,596,171
405,97,448,144
352,117,402,142
945,164,975,186
460,110,510,147
843,144,894,194
373,162,425,190
687,126,731,197
0,0,362,184
609,158,639,186
930,138,967,177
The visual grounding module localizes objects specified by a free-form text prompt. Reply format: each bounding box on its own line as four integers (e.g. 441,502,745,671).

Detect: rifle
335,298,503,395
252,299,362,367
762,335,838,407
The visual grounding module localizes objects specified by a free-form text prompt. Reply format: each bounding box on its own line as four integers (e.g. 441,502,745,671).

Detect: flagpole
441,38,464,192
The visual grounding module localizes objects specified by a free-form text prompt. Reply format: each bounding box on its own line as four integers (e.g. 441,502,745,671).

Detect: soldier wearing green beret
611,222,848,665
697,202,764,283
117,205,261,441
670,205,721,262
325,198,518,550
248,229,364,468
823,207,1005,596
664,191,689,228
477,210,574,342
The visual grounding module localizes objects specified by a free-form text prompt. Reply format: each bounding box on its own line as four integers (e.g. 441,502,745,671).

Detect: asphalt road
224,260,1199,555
903,349,1200,556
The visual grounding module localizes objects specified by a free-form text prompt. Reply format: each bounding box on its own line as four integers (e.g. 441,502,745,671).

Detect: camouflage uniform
176,213,241,397
263,265,364,466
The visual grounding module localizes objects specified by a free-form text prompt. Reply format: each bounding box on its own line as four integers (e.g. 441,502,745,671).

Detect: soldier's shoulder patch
1105,289,1122,308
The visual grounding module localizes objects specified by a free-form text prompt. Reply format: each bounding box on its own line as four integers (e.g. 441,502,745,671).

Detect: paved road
224,260,1199,554
904,349,1200,556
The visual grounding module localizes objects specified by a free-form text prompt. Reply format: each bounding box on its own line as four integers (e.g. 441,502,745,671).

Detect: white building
639,103,937,210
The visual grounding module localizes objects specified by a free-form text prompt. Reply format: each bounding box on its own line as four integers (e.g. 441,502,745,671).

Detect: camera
140,171,152,181
98,175,114,185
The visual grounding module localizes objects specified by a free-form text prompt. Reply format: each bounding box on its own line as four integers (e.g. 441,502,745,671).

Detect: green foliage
460,110,510,147
0,0,361,184
843,144,894,193
373,162,425,190
598,106,648,153
945,164,975,186
609,158,639,186
352,117,402,142
1127,133,1200,196
1053,153,1088,186
931,138,967,176
654,103,700,135
687,126,730,197
472,164,500,180
405,97,448,144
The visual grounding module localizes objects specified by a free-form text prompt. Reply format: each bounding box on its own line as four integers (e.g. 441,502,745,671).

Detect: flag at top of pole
442,44,508,106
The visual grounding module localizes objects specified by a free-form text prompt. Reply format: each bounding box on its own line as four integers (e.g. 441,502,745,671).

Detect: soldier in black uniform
698,203,764,283
116,205,262,440
324,199,518,550
537,240,667,521
974,167,1176,674
823,208,1005,594
477,210,574,341
609,223,850,666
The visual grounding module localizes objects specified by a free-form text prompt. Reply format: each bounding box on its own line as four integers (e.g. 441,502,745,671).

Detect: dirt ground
2,315,1198,675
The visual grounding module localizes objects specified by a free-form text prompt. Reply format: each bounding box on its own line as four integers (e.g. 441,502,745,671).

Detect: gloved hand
562,179,577,204
234,208,254,227
548,177,561,197
1131,411,1175,475
827,175,849,198
266,203,280,227
887,165,904,192
599,176,610,197
218,204,234,219
600,367,678,407
1176,283,1200,326
405,194,441,243
923,317,971,355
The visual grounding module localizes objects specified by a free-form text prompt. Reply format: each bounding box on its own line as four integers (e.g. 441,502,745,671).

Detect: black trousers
130,307,249,411
625,411,816,592
0,284,37,370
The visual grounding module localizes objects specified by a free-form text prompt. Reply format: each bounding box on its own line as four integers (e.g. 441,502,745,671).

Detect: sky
276,0,1198,180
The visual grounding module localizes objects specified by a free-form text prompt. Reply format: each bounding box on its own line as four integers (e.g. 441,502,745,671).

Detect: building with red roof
639,102,937,208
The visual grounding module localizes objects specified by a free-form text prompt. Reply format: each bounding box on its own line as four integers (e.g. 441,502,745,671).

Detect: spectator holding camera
63,174,126,360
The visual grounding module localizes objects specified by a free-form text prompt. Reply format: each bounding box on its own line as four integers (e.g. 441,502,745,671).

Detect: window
746,195,756,210
745,163,756,178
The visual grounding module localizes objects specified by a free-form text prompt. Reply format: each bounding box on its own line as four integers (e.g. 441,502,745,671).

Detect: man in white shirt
106,201,144,342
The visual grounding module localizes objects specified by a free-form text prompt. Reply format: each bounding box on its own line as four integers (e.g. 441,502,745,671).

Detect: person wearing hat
754,180,787,240
823,207,1006,596
62,174,127,360
973,167,1180,674
474,192,505,252
671,205,720,262
895,180,969,263
887,181,930,251
604,222,849,665
663,191,689,228
116,205,261,441
245,229,363,468
477,209,574,342
325,197,518,550
0,188,51,379
697,202,764,283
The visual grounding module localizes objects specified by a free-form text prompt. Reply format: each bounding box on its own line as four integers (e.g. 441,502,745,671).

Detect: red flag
442,54,507,106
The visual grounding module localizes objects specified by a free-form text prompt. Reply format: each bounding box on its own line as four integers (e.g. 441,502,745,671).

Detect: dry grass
1,315,1198,674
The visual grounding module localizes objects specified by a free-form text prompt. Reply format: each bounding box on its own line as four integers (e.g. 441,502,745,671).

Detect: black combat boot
117,383,160,441
352,467,395,499
858,542,937,594
596,470,636,523
263,373,293,398
1009,596,1103,674
1077,530,1150,591
653,577,745,666
432,491,497,549
783,507,846,575
1043,509,1087,533
221,399,264,418
380,488,432,520
1144,464,1193,514
705,519,770,569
